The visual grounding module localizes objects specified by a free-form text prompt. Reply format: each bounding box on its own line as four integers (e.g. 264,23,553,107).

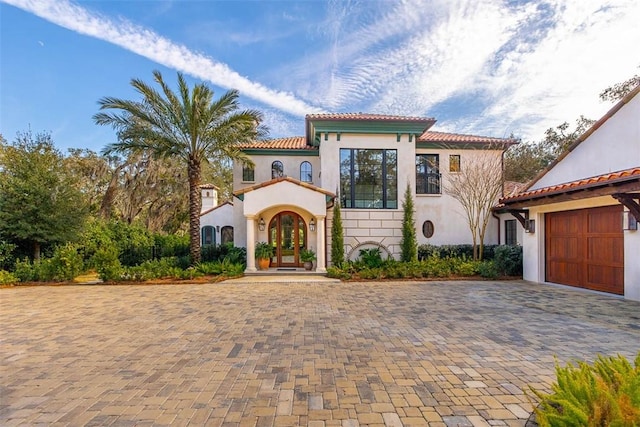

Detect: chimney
200,184,218,213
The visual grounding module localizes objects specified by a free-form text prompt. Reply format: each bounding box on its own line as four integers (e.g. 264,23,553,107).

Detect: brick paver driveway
1,280,639,426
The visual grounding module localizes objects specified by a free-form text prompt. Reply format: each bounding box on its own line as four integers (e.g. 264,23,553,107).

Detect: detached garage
501,85,640,302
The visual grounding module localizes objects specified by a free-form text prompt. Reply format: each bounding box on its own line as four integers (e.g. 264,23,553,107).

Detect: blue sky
1,0,638,153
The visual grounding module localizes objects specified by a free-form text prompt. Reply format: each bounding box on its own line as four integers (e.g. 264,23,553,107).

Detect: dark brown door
545,205,624,294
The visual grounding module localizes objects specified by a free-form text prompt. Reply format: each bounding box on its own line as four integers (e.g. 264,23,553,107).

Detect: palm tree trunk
188,155,202,264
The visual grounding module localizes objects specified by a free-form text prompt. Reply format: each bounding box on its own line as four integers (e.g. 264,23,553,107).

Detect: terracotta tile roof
419,130,517,145
500,167,640,204
200,201,232,217
233,176,335,198
238,136,314,150
503,181,528,198
306,113,435,123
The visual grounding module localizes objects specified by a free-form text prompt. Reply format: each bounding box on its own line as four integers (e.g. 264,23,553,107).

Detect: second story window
340,148,397,209
450,154,461,172
416,154,441,194
271,161,284,179
242,163,255,182
300,161,312,183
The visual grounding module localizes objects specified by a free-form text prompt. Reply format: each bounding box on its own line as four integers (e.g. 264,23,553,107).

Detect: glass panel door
280,213,295,265
268,212,306,267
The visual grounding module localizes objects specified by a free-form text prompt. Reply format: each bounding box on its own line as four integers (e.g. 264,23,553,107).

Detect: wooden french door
269,212,306,267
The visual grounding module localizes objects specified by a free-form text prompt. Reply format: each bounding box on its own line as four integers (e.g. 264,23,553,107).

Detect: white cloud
3,0,324,117
457,0,640,140
5,0,639,144
276,0,639,141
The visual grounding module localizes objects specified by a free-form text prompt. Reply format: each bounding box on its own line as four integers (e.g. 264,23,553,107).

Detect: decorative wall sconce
309,217,316,232
525,219,535,233
622,211,638,231
216,225,220,232
258,218,265,231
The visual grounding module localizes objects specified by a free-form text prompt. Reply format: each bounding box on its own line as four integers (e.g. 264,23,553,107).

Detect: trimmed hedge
418,244,500,261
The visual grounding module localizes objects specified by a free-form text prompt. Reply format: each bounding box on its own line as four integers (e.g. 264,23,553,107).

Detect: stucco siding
199,203,234,245
625,230,640,301
233,155,321,191
531,94,640,190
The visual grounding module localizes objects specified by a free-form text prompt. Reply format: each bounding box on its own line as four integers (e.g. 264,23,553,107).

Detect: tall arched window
201,226,215,246
272,161,284,179
300,161,312,183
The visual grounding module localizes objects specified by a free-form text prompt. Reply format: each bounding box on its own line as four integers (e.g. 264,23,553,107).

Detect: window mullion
382,150,387,209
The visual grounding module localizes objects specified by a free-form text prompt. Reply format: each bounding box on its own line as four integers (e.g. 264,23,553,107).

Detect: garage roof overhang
497,167,640,222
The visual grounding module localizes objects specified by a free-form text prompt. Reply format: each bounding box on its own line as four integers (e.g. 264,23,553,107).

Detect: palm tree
94,70,266,263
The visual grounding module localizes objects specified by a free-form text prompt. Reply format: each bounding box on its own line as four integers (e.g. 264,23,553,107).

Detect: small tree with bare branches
445,150,504,260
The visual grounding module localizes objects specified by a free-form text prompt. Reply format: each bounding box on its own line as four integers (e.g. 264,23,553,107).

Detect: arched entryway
269,211,306,267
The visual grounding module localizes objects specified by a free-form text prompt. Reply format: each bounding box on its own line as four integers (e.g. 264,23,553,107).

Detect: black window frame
505,219,517,246
416,154,441,194
300,161,312,183
271,161,284,179
242,163,255,182
340,148,397,209
201,225,215,246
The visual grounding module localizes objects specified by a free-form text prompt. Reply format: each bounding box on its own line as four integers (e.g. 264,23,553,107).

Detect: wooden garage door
545,205,624,295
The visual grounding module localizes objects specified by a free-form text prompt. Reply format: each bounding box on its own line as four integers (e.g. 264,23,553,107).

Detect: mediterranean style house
501,85,640,301
201,113,516,273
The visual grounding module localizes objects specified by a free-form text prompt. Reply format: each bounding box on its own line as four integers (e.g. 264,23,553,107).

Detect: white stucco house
201,113,516,273
500,86,640,301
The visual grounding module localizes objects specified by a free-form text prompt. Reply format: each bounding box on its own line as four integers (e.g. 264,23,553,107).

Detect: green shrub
493,245,523,276
176,267,204,280
422,255,453,278
359,248,383,268
331,202,345,267
120,257,182,281
48,243,84,281
13,258,37,282
326,265,351,280
93,245,122,282
477,260,499,279
153,233,189,258
418,244,500,261
200,243,246,265
0,241,16,271
530,353,640,426
452,258,480,277
358,267,383,280
0,270,19,285
400,184,418,262
196,259,244,277
12,258,57,282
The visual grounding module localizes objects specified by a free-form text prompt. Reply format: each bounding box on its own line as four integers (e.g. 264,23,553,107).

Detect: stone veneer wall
325,209,404,265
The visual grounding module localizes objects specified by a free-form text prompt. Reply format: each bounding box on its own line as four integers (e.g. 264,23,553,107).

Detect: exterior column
315,215,326,273
245,215,257,272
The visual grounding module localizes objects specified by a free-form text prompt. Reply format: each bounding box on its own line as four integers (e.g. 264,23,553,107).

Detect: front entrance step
223,274,340,284
244,268,326,277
